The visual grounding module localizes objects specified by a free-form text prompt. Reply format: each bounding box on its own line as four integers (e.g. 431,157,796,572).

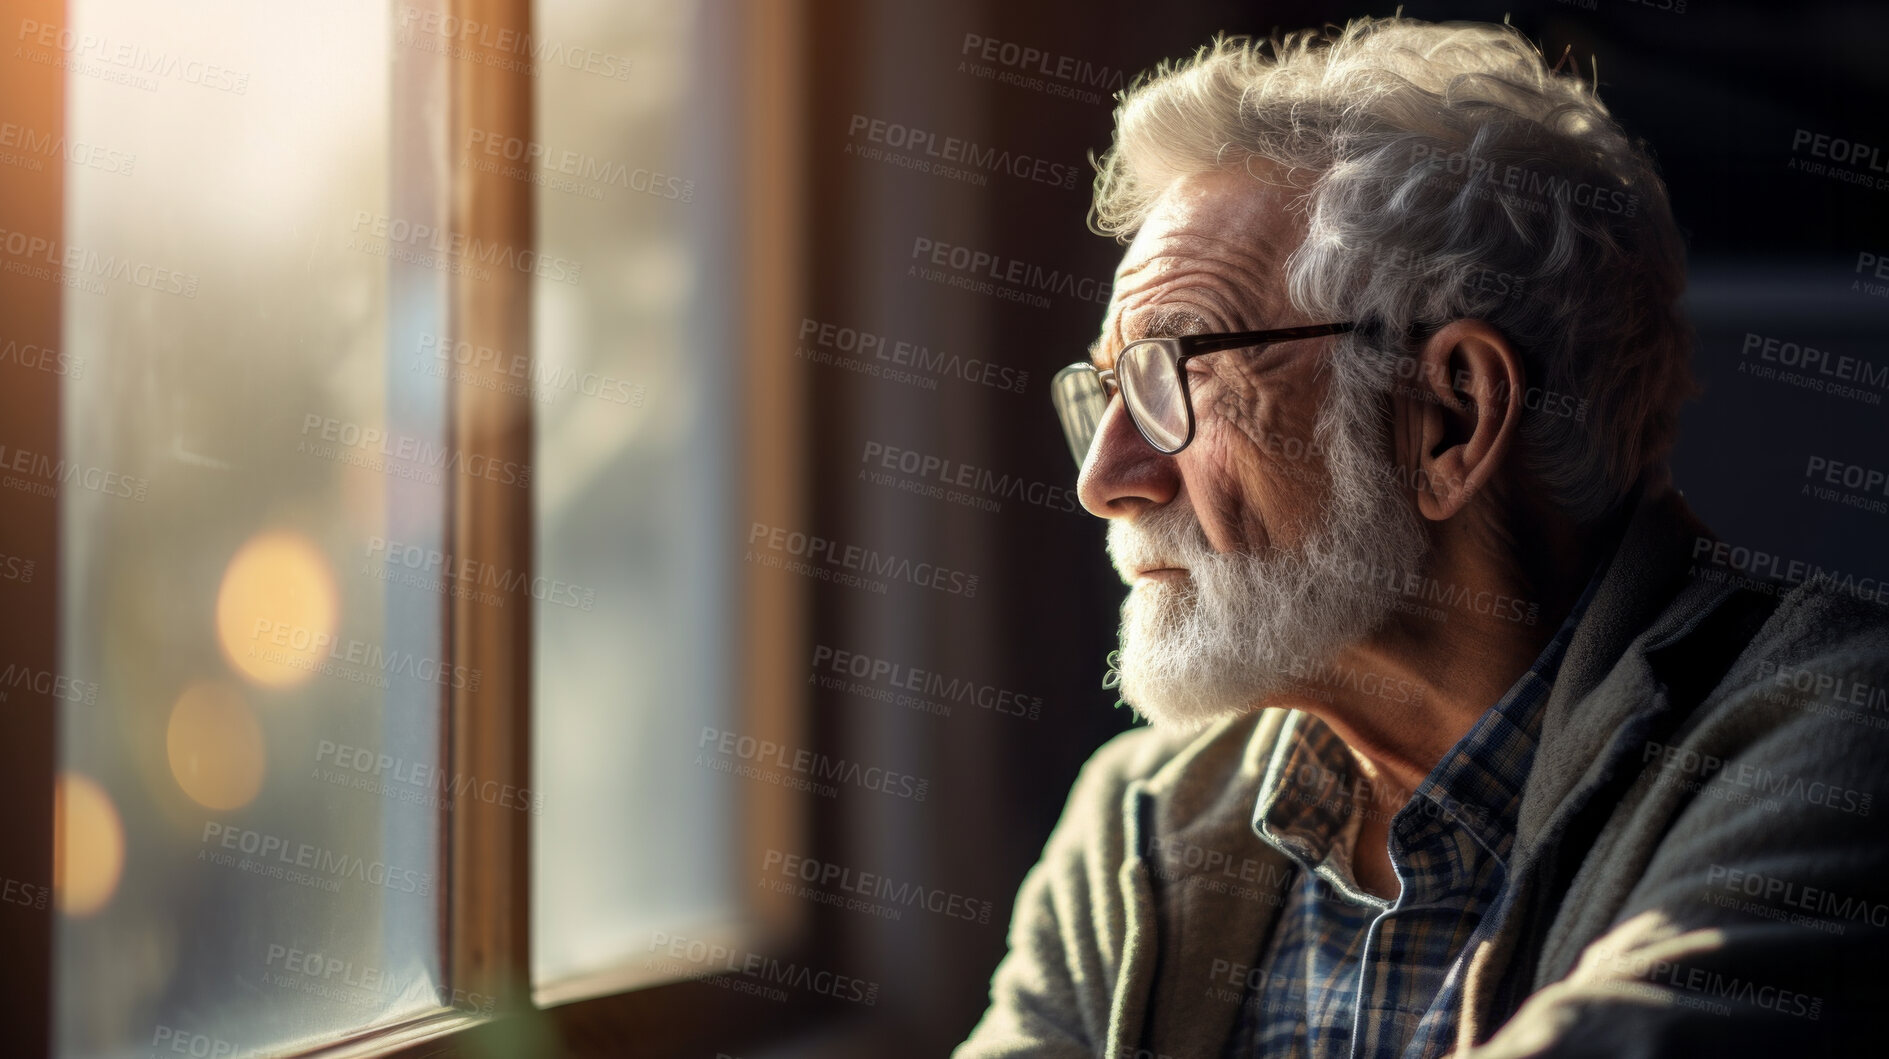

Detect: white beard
1106,383,1428,733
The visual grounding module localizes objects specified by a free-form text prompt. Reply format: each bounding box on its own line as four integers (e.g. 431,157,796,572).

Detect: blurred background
0,0,1885,1056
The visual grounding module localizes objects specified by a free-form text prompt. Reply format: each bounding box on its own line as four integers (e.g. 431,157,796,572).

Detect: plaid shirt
1223,579,1598,1059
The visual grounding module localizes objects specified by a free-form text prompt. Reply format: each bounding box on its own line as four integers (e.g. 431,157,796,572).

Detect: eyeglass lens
1118,340,1188,452
1051,339,1193,468
1051,364,1108,467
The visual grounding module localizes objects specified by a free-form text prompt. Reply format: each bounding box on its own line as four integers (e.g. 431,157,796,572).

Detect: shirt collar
1252,710,1379,902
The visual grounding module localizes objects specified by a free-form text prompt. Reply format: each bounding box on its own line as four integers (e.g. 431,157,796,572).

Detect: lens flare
167,681,267,810
54,772,124,917
216,531,338,688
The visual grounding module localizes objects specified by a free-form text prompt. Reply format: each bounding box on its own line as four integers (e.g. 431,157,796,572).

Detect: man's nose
1076,397,1180,518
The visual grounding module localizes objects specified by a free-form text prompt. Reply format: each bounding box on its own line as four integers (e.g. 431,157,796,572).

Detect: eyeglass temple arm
1181,322,1357,357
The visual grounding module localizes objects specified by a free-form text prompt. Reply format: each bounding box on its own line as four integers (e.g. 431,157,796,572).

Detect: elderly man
958,16,1889,1059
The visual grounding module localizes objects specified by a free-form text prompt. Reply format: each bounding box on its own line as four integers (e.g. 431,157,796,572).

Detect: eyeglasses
1050,322,1356,467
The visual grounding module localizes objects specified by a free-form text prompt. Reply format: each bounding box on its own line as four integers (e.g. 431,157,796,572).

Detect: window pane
54,3,450,1055
531,0,740,987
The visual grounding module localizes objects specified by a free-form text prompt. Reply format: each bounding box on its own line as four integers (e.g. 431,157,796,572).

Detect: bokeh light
54,772,125,917
166,681,267,811
215,532,339,688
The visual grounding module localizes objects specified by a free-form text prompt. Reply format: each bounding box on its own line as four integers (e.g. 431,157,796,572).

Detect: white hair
1093,17,1694,523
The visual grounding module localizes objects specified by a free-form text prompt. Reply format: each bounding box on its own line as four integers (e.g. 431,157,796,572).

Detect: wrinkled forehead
1104,169,1306,339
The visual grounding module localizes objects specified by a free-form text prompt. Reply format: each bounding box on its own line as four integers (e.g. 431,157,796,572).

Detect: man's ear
1391,319,1524,521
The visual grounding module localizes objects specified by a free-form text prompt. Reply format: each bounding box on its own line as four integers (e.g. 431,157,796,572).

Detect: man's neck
1269,495,1606,831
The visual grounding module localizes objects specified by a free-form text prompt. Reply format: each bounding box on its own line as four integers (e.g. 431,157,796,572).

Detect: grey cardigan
957,487,1889,1057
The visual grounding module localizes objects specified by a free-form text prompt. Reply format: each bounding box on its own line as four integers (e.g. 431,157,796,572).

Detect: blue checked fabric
1223,581,1598,1058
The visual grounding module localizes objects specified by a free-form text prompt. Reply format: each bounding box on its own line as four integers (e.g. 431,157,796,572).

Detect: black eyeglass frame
1057,321,1358,461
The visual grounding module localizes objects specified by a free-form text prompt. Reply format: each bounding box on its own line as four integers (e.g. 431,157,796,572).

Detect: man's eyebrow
1089,309,1213,368
1132,310,1211,341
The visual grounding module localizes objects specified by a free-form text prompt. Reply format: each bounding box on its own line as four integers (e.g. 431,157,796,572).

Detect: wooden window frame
0,0,64,1053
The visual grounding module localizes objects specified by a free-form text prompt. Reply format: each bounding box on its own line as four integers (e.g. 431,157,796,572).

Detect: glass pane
530,0,739,986
54,2,450,1056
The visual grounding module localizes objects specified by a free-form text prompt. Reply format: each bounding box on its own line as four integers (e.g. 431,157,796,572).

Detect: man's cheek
1222,396,1309,481
1235,427,1326,546
1187,431,1272,553
1238,458,1297,550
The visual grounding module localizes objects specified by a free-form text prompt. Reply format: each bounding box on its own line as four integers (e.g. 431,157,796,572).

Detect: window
529,0,744,993
53,3,450,1056
10,0,807,1055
